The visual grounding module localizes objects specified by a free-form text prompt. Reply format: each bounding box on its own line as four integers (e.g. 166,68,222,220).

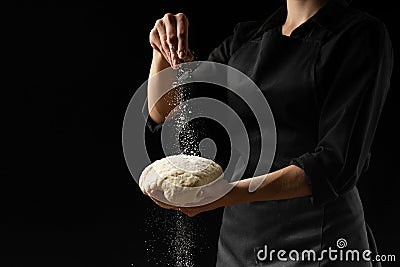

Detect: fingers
180,204,213,217
180,207,200,217
163,13,180,67
150,27,169,63
148,189,179,210
154,19,172,63
148,189,168,202
150,196,175,210
149,13,193,67
175,13,190,61
194,178,232,205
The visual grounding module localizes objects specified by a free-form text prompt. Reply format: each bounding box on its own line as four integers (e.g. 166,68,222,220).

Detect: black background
6,0,399,266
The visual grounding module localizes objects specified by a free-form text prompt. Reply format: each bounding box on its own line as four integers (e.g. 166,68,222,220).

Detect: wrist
152,49,164,60
150,49,170,76
221,181,251,206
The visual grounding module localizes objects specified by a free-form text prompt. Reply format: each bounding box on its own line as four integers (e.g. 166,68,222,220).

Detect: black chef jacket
145,0,393,266
207,0,393,206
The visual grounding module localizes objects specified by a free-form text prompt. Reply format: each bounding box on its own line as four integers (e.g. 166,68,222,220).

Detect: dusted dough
139,155,223,206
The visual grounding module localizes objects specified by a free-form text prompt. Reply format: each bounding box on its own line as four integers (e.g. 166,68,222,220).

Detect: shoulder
317,8,393,83
318,7,392,60
329,8,390,44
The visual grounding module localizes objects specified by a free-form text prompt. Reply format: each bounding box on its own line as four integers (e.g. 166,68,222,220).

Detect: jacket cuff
146,115,163,133
143,98,163,133
290,153,339,206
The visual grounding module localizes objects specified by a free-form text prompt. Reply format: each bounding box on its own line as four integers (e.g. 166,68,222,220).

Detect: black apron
215,28,379,267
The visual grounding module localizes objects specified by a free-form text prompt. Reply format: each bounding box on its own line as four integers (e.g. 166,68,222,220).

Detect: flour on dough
139,155,223,206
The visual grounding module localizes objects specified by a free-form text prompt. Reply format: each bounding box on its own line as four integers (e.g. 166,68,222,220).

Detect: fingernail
178,50,186,59
150,190,155,194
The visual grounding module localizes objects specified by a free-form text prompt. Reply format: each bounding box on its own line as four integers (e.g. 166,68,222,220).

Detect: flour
142,63,214,266
139,154,223,206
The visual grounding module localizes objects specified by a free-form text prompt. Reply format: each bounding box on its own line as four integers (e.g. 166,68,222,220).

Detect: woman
145,0,393,266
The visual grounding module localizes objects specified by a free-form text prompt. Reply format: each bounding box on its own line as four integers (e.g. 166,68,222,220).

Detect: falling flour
144,206,208,267
144,64,208,266
170,212,195,267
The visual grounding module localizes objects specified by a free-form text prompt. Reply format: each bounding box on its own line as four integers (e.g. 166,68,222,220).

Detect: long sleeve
290,17,393,206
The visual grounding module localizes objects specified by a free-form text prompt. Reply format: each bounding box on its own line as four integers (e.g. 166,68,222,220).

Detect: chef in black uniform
144,0,393,266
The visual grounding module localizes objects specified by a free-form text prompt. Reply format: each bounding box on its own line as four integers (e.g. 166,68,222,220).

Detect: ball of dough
139,154,224,206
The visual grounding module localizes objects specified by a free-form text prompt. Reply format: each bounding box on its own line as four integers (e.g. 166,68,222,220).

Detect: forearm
223,165,312,206
147,13,194,124
147,50,180,123
149,50,170,76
